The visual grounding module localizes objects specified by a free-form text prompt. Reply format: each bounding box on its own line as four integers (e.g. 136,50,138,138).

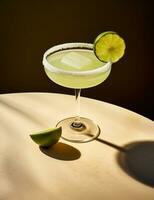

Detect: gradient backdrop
1,0,154,120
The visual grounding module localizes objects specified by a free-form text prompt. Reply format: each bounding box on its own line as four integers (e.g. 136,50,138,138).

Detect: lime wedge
94,31,126,63
30,127,62,147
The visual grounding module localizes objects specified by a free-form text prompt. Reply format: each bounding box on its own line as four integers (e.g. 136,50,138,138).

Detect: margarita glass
43,43,112,143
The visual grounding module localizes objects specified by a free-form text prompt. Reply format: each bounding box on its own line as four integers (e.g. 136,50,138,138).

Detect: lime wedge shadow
40,142,81,161
116,141,154,187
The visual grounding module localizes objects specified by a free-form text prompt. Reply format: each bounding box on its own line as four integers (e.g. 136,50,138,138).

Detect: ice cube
61,52,91,69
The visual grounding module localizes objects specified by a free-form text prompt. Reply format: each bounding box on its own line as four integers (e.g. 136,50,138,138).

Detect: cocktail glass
43,43,112,143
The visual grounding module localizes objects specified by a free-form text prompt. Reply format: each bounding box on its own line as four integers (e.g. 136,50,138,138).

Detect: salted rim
42,43,111,76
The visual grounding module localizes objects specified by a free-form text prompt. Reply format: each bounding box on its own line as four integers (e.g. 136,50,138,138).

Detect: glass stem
72,89,82,128
75,88,81,120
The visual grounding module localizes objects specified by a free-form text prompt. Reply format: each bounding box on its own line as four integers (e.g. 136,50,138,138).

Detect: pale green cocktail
43,43,112,143
45,48,111,89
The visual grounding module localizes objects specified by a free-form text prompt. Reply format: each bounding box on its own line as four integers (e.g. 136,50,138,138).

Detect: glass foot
56,117,100,143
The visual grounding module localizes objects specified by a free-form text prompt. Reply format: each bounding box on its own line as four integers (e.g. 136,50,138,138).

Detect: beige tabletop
0,92,154,200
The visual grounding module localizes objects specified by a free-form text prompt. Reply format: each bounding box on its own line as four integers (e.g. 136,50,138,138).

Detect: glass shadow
95,137,154,187
116,141,154,187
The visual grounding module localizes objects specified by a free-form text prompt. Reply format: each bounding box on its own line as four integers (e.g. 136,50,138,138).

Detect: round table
0,92,154,200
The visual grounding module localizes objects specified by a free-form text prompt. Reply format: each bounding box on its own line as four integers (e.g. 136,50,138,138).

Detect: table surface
0,92,154,200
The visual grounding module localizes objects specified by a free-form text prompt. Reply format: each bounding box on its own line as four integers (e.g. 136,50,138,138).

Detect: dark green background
1,0,154,120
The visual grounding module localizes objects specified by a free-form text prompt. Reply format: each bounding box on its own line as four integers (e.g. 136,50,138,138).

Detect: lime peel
30,127,62,147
